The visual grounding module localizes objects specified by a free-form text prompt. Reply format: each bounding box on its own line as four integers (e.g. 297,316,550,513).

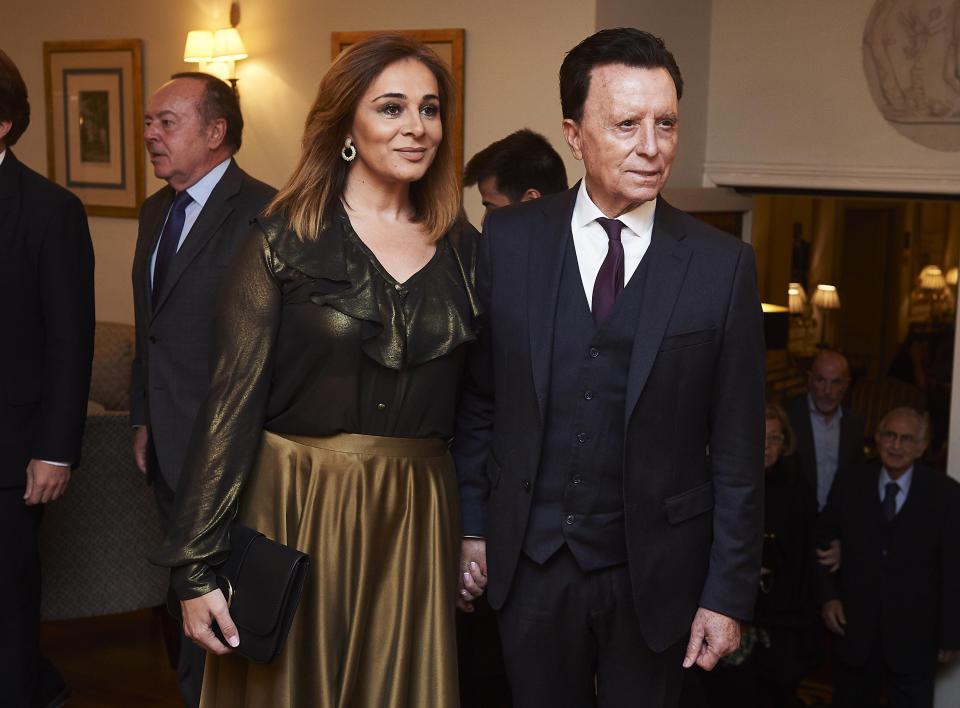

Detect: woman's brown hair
266,33,460,241
765,402,797,456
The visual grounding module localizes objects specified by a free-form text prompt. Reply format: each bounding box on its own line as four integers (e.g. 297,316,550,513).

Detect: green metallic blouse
150,205,480,598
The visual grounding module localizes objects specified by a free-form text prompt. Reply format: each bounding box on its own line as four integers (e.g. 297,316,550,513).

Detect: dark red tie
152,191,193,299
592,217,625,325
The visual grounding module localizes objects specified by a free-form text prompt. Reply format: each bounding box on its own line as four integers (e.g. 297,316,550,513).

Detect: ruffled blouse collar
255,204,479,370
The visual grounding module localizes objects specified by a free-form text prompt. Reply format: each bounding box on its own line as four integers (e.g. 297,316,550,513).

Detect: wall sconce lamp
811,284,840,348
946,267,958,287
183,2,247,93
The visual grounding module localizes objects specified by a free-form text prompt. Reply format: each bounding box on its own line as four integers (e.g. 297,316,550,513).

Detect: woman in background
703,403,819,708
152,34,477,707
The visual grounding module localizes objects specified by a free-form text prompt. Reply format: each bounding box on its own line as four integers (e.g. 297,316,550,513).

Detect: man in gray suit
130,72,275,706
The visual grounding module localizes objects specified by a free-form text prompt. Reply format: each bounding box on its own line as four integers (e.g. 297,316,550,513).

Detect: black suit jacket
130,159,275,489
817,461,960,673
453,187,767,652
783,394,864,502
0,150,94,485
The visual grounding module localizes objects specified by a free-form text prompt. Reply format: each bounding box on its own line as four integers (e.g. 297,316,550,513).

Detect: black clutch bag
168,524,310,664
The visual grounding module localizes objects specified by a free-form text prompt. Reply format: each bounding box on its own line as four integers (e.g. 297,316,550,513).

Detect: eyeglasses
765,433,785,446
878,430,919,446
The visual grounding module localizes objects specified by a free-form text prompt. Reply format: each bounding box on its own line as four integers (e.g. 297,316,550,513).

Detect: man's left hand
682,607,740,670
23,459,71,506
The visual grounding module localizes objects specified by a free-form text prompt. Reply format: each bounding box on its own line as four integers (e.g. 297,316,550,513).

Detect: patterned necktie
592,217,625,325
152,191,193,299
882,481,900,522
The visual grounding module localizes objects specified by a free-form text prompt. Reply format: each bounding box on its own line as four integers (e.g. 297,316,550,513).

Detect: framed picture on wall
43,39,145,218
331,29,465,176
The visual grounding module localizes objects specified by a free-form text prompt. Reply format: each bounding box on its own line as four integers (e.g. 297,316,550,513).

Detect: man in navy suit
818,407,960,707
454,28,766,707
0,50,94,708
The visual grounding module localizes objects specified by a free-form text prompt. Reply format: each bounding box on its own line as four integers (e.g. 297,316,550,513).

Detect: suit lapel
625,198,692,420
527,188,577,423
151,161,243,314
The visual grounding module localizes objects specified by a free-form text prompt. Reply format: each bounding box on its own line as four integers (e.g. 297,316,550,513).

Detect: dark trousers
496,546,686,708
153,468,206,708
0,487,65,708
832,640,935,708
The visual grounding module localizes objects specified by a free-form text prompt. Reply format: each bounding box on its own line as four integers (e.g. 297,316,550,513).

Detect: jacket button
588,347,600,358
565,514,575,525
376,402,387,411
584,390,593,400
576,432,587,444
572,476,582,485
521,479,530,491
149,335,158,344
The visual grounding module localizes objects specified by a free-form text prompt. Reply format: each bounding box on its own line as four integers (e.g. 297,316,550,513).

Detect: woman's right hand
181,588,240,654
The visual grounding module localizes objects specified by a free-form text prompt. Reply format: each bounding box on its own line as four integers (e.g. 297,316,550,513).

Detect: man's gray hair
877,406,928,442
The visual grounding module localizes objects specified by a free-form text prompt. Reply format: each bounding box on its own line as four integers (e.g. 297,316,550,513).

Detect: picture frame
331,29,465,176
43,39,145,218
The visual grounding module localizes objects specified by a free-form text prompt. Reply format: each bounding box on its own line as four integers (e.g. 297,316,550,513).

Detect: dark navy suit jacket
0,150,94,485
453,186,767,652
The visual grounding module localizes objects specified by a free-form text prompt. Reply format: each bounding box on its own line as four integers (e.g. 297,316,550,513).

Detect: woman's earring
341,137,356,162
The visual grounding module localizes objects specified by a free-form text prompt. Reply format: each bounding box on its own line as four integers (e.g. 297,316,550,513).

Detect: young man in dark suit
0,49,95,708
818,407,960,707
129,72,275,706
454,28,766,707
464,128,568,228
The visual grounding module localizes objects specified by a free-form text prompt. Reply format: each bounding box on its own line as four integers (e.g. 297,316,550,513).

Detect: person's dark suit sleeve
699,241,766,619
129,203,152,428
32,191,94,463
814,473,845,606
453,219,496,537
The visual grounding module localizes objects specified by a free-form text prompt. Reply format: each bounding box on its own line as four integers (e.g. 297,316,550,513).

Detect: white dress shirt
570,180,656,309
149,157,232,286
879,465,914,516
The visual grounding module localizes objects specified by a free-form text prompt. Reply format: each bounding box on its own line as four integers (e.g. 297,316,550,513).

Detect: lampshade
919,265,946,290
787,282,807,314
184,30,214,62
947,267,959,286
811,284,840,310
213,28,248,61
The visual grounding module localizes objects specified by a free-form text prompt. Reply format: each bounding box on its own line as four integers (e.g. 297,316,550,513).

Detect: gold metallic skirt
200,431,461,707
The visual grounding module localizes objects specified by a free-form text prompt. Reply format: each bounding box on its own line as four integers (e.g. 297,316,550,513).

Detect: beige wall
2,0,595,325
706,0,960,194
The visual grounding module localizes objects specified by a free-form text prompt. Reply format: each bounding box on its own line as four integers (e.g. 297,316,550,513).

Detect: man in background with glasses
817,407,960,707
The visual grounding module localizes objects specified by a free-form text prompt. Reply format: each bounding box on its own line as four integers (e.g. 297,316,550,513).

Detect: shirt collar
184,156,231,207
807,393,843,422
0,149,6,167
880,464,914,497
571,179,657,238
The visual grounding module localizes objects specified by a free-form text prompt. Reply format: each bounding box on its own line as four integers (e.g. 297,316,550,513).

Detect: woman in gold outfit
151,34,477,707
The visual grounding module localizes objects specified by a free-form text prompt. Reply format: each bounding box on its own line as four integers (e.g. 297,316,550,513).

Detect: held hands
822,599,846,636
133,426,148,475
181,588,240,654
816,539,842,573
683,607,741,670
457,538,488,612
24,459,70,505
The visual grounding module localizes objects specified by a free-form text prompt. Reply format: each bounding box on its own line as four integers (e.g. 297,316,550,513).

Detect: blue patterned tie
152,191,193,300
592,217,625,325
